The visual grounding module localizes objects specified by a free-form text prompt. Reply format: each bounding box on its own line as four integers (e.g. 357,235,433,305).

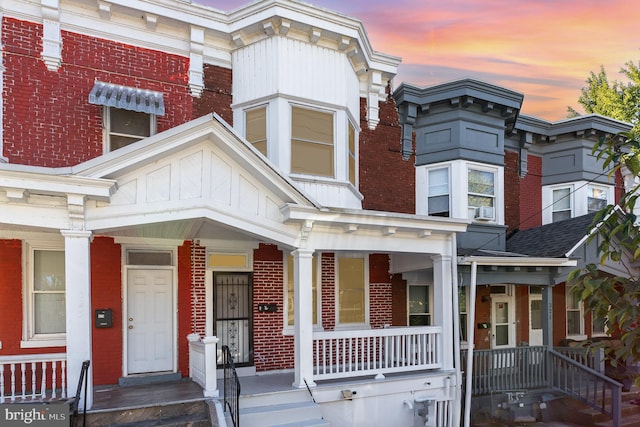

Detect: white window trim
103,106,156,154
334,253,370,329
566,286,586,340
282,253,323,335
407,281,433,326
542,181,614,225
21,239,66,348
416,160,504,224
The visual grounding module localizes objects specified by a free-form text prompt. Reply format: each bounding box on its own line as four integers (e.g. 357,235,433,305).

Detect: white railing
187,334,219,397
313,326,442,380
0,353,67,403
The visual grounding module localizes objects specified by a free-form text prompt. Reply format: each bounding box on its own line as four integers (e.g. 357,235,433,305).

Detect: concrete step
230,400,327,427
80,400,210,426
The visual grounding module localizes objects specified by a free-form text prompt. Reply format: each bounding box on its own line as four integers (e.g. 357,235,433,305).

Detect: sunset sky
197,0,640,121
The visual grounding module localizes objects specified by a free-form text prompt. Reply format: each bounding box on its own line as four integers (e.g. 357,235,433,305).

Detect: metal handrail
222,345,241,427
549,349,621,427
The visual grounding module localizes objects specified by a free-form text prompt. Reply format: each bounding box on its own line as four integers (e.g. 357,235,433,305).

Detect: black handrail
69,359,90,427
222,345,241,427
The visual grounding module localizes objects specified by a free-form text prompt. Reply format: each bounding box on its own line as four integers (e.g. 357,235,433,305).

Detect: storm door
529,286,543,346
214,272,253,367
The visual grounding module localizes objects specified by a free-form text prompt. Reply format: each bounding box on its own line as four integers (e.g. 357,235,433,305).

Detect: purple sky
195,0,640,121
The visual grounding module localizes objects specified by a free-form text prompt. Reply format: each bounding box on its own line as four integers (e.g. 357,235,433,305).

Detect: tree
568,62,640,137
567,131,640,383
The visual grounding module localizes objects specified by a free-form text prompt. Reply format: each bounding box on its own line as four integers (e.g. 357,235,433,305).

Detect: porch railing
461,346,621,427
222,345,241,427
549,349,621,426
0,353,67,403
312,326,441,381
187,334,219,397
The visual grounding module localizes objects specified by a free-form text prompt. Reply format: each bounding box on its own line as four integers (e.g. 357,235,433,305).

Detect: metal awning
88,81,165,116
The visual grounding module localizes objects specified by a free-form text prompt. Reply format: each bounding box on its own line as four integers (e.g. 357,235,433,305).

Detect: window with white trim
459,287,469,343
588,185,608,212
337,255,368,326
468,167,495,220
427,168,450,217
105,107,155,152
566,286,584,337
246,106,267,156
285,254,319,327
409,284,431,326
348,122,357,186
291,106,334,178
552,187,572,222
23,243,66,347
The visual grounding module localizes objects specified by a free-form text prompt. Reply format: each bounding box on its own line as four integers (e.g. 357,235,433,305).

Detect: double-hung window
106,107,154,151
552,187,572,222
337,255,368,326
291,106,334,177
427,168,450,217
23,244,66,347
468,168,495,220
246,106,267,156
409,284,431,326
566,286,584,338
588,185,608,212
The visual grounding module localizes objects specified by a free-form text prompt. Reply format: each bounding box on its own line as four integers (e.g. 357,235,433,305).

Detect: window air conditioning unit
475,206,495,221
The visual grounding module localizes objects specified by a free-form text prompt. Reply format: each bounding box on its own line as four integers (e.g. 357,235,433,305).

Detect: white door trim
491,292,515,349
122,264,178,377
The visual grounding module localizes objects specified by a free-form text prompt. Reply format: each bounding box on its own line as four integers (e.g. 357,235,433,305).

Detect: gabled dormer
228,2,400,210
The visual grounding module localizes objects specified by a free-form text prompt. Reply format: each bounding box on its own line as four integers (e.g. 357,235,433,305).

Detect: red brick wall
0,239,25,355
504,150,521,233
190,243,207,337
193,65,233,125
90,237,122,385
252,244,293,371
474,286,492,350
369,254,392,328
321,253,336,330
3,17,191,167
359,88,414,214
519,154,542,230
553,284,567,346
177,241,193,377
515,286,529,345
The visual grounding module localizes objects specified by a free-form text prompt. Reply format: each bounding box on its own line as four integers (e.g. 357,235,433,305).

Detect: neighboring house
394,80,635,423
0,1,466,426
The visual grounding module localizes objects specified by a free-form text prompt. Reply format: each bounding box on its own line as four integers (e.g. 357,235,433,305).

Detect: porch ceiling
92,217,257,243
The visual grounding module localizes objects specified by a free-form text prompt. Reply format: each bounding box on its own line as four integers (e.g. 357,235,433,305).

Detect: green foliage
570,61,640,138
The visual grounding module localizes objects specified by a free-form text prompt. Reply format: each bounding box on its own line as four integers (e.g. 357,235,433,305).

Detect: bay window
246,106,267,156
428,168,450,217
291,106,334,177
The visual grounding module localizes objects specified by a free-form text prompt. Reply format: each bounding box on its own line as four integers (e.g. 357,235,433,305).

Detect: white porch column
432,254,454,370
62,229,93,409
292,248,315,388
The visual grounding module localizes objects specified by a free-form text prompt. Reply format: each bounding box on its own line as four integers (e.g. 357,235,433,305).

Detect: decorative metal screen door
214,272,253,366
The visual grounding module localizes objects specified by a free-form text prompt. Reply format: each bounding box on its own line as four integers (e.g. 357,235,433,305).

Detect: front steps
226,388,329,427
79,400,211,426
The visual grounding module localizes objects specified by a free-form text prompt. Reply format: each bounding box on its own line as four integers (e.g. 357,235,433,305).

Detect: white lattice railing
187,334,219,397
0,354,67,403
313,326,442,381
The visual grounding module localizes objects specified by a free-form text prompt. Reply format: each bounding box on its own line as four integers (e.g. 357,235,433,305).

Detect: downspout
451,234,462,427
463,261,478,427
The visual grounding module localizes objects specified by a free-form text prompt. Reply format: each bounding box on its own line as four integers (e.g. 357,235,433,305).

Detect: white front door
127,269,174,374
529,286,543,346
492,294,515,349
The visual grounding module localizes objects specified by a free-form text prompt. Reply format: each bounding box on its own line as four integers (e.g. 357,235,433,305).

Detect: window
23,245,66,347
291,106,334,177
552,187,572,222
566,286,584,337
246,106,267,156
409,284,431,326
428,168,450,217
592,313,606,336
337,256,367,325
286,255,318,326
348,123,356,186
468,168,495,219
588,185,608,212
106,107,154,152
459,287,468,342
